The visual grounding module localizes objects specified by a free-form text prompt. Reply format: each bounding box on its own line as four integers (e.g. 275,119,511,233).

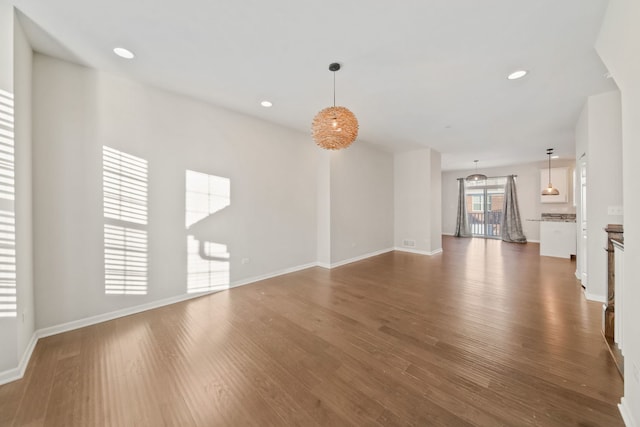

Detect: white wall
442,160,576,242
0,0,17,373
430,151,442,252
329,143,394,264
596,1,640,423
32,54,319,329
13,10,35,370
316,151,331,266
575,104,588,284
394,148,442,254
0,2,10,91
576,91,623,302
0,4,35,376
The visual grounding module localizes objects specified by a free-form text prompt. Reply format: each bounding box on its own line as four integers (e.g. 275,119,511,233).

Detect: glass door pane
466,188,485,236
486,188,504,238
465,177,507,238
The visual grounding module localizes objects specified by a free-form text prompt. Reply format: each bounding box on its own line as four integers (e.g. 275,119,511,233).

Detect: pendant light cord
333,71,336,107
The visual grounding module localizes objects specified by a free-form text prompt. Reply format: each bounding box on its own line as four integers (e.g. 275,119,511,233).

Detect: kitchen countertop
527,213,577,223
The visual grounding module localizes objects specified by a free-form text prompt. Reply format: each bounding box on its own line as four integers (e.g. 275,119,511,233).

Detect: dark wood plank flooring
0,236,624,426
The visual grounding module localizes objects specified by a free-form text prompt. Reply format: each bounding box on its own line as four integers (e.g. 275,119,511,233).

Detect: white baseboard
394,247,443,256
619,398,638,427
584,291,606,303
36,291,214,339
444,233,538,244
229,262,318,287
0,260,319,386
0,333,38,386
321,248,394,269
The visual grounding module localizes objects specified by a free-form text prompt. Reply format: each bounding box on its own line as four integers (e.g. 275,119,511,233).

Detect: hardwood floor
0,237,624,426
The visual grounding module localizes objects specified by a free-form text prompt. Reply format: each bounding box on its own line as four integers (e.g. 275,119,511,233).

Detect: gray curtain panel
454,178,471,237
501,175,527,243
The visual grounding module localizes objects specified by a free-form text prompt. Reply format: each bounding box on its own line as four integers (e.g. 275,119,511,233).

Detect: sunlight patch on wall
185,170,230,294
185,172,230,228
0,89,16,317
103,146,148,295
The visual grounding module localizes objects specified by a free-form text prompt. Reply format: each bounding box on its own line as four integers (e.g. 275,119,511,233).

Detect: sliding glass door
465,177,507,238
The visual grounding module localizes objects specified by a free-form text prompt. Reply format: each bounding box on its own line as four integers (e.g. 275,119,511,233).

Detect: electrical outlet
633,363,640,384
241,258,250,265
607,206,623,216
403,239,416,247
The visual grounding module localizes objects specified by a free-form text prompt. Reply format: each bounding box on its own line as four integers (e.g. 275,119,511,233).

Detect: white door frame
578,158,588,287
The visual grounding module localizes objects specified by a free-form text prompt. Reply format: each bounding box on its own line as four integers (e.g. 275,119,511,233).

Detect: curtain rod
457,175,518,179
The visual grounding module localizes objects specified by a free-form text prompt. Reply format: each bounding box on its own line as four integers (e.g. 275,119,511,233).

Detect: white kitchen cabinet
540,221,576,258
540,167,569,203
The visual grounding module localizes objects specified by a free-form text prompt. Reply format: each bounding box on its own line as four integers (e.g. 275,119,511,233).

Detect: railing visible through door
469,211,502,237
465,176,508,239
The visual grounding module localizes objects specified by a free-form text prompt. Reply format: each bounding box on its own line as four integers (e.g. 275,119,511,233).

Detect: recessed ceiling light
507,70,528,80
113,47,135,59
261,100,273,107
551,155,560,159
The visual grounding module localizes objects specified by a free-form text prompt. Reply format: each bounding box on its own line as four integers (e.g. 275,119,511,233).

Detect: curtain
454,178,471,237
501,175,527,243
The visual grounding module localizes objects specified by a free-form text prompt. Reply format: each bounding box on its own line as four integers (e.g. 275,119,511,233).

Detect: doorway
579,159,588,287
465,177,507,238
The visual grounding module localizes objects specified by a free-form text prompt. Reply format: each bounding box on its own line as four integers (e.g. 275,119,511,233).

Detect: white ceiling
12,0,615,170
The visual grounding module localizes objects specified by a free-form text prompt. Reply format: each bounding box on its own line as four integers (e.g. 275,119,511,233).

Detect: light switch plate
607,206,623,216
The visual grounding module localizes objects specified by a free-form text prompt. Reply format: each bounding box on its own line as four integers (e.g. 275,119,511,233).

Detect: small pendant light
466,160,487,182
541,148,560,196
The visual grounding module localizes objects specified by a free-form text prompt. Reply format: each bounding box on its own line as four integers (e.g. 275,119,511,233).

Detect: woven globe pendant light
312,63,359,150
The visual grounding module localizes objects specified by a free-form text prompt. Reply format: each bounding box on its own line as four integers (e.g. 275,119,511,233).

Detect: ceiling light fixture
466,160,487,182
311,63,359,150
113,47,135,59
542,148,560,196
507,70,528,80
261,100,273,107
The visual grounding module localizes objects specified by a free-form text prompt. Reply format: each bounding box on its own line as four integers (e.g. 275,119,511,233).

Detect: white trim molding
584,292,607,303
0,261,319,386
394,247,443,256
36,291,215,339
320,248,395,269
0,333,38,386
229,262,318,287
619,398,637,427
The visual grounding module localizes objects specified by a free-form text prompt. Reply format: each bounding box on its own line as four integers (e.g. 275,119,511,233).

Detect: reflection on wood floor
0,236,624,426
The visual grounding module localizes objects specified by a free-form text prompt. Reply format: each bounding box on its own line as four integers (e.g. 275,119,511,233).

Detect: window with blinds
102,146,148,295
0,89,15,317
